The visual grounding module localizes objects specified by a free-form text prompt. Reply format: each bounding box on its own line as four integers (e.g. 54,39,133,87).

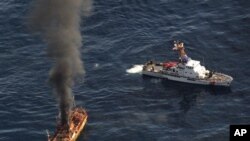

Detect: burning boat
47,107,88,141
142,41,233,86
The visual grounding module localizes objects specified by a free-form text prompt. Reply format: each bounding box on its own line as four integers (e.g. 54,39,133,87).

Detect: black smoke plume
29,0,92,125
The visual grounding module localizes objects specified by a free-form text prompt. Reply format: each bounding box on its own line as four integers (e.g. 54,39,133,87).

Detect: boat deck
207,73,233,83
143,63,163,73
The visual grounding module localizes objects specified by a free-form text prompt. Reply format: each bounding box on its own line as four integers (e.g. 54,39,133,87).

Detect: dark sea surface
0,0,250,141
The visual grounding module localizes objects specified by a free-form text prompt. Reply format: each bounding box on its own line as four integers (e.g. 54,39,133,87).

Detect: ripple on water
0,0,250,141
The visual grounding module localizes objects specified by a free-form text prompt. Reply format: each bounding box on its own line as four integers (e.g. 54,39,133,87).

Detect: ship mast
173,41,189,63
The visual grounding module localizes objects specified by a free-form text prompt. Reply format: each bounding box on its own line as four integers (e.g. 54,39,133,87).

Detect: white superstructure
178,59,209,79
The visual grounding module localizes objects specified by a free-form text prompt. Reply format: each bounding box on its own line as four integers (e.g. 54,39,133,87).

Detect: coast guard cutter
142,41,233,86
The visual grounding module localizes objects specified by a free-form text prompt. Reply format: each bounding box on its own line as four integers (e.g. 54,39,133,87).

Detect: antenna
46,129,50,139
203,56,205,66
73,95,76,107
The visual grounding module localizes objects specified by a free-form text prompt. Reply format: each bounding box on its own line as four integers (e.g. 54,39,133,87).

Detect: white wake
126,65,143,74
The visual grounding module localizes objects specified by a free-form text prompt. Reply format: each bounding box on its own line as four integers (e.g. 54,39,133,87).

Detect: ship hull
48,107,88,141
70,115,87,141
142,70,232,87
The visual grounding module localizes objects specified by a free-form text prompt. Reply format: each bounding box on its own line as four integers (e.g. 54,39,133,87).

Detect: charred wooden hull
48,107,88,141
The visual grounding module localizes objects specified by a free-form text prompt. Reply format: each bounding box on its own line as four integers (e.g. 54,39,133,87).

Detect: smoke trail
29,0,92,125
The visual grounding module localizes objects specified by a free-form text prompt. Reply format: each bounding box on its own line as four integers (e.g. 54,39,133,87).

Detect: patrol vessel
142,41,233,86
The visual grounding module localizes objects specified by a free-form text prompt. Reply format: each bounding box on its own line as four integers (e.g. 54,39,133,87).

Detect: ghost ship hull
48,107,88,141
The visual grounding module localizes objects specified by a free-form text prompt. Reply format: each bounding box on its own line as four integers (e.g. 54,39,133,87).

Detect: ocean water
0,0,250,141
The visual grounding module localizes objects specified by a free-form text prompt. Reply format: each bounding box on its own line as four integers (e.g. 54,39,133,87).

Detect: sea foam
126,65,143,74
